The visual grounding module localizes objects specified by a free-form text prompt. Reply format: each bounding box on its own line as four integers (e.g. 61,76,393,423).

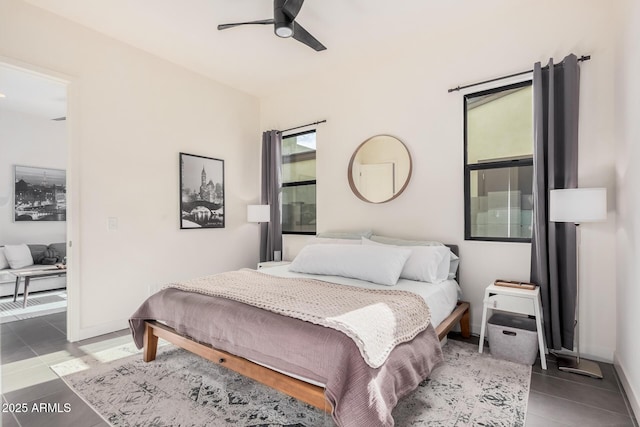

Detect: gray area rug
0,294,64,312
52,339,530,426
0,291,66,323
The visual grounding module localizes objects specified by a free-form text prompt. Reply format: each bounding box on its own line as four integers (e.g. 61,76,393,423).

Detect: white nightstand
257,261,291,270
478,283,548,370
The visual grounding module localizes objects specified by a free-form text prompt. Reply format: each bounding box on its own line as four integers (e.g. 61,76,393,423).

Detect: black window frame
281,129,317,236
463,80,533,243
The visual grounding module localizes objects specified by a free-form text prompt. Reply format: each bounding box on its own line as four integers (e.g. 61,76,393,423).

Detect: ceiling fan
217,0,326,51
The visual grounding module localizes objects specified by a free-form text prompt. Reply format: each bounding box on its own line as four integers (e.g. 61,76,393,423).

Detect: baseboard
74,318,129,342
614,353,640,421
471,322,482,337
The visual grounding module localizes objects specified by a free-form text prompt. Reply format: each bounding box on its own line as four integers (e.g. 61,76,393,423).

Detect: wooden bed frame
142,300,470,413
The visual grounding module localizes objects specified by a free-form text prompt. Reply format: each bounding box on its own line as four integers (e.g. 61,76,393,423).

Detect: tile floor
1,312,124,427
0,313,638,426
450,332,638,427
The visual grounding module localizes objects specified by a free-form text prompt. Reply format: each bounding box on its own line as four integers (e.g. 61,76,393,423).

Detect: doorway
0,61,71,335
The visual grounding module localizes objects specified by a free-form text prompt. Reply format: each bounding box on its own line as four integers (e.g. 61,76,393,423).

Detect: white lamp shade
549,188,607,223
247,205,270,223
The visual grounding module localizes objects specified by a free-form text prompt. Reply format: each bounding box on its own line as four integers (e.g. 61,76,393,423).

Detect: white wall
0,0,261,339
0,0,627,383
261,0,618,361
0,108,67,244
614,0,640,418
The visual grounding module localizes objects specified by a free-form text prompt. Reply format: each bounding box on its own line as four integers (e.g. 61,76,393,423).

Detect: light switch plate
108,217,118,231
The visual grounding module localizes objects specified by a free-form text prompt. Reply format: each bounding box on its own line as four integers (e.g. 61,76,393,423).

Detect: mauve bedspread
129,288,444,427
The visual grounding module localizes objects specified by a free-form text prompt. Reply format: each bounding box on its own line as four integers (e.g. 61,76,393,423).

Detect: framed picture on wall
14,165,66,222
179,152,225,229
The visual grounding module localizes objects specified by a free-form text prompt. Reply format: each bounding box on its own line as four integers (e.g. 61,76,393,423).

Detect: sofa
0,243,67,298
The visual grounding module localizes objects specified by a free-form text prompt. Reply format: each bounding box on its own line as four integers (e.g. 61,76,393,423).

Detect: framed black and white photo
14,165,66,222
179,153,225,229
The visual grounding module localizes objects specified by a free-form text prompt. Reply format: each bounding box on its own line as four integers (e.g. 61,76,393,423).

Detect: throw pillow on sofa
3,244,34,269
48,243,66,259
0,248,10,269
39,248,61,265
28,244,48,264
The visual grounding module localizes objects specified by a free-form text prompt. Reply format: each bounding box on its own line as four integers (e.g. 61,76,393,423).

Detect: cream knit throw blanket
167,269,432,368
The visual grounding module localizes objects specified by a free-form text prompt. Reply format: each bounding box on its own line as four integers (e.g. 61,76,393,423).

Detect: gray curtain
260,130,283,262
530,54,580,351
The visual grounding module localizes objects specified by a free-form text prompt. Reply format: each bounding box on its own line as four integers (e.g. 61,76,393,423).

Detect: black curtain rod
447,55,591,93
279,119,327,134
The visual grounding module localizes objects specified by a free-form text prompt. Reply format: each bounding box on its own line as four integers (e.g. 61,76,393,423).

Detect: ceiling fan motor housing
274,0,294,38
217,0,325,51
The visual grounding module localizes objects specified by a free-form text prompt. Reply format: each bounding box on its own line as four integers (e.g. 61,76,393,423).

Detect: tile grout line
5,329,30,350
532,366,625,394
530,372,633,419
525,412,573,427
52,367,112,426
2,394,24,427
44,312,66,334
529,389,635,421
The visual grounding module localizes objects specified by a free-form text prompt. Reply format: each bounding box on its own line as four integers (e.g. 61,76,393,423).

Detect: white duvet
260,264,460,329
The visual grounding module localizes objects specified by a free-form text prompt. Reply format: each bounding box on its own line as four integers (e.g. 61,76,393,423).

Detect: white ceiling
21,0,477,98
0,64,67,120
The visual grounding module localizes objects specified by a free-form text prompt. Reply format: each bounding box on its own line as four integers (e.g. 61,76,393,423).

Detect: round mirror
348,135,412,203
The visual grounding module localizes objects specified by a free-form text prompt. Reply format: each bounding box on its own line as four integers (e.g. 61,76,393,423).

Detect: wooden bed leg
436,301,470,341
460,305,471,338
143,322,159,362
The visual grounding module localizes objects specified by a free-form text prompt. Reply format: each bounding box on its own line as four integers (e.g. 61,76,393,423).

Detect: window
282,130,316,234
464,81,533,242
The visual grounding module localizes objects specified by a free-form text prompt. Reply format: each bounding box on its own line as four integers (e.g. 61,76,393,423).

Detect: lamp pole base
556,355,603,379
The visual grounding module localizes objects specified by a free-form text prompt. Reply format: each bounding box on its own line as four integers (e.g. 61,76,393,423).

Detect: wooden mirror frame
348,135,412,203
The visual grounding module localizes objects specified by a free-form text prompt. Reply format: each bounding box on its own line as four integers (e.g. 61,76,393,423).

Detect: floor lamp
549,187,607,379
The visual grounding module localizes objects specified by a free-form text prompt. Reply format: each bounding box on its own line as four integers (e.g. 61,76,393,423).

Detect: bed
129,243,470,427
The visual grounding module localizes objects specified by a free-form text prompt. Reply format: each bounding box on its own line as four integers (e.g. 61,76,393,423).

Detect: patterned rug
0,290,66,323
51,339,530,426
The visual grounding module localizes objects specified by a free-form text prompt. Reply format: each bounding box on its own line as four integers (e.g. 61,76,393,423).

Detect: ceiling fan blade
217,19,274,30
282,0,304,20
292,22,326,51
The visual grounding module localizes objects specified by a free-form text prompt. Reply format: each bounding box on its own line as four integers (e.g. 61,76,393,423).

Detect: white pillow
316,230,373,240
369,235,444,246
306,237,362,245
0,248,10,270
3,244,34,269
289,244,411,286
362,237,450,283
448,252,460,280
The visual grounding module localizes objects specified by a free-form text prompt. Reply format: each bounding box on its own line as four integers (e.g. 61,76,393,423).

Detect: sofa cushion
27,244,48,264
40,248,59,265
0,248,9,270
48,243,66,259
4,244,34,269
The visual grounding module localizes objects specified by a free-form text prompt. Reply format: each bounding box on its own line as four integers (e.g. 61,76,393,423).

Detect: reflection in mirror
348,135,412,203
